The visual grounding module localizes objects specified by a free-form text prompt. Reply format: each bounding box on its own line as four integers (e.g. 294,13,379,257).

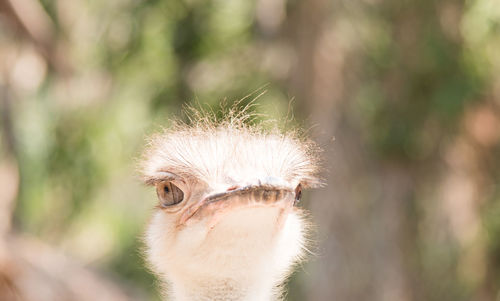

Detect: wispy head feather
140,103,322,189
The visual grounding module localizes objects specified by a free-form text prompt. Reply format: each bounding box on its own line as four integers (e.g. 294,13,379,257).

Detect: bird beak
178,183,296,226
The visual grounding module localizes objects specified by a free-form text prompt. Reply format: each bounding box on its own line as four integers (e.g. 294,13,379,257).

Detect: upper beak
205,184,294,204
179,183,296,225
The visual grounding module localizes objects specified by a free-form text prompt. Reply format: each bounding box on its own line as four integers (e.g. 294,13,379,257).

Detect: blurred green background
1,0,500,300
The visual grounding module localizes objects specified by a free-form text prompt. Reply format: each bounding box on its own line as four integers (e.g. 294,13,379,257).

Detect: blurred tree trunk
286,1,416,300
285,0,500,300
431,103,500,301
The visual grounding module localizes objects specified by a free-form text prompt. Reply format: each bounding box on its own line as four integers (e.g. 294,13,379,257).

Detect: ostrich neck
168,275,276,301
148,209,305,301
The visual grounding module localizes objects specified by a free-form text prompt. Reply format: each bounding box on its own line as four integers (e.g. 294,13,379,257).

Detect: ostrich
140,110,321,301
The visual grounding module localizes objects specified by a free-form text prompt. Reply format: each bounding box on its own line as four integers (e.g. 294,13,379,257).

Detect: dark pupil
295,184,302,203
164,185,169,193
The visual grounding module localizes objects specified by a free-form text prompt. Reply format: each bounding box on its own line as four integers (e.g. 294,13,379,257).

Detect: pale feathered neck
166,276,275,301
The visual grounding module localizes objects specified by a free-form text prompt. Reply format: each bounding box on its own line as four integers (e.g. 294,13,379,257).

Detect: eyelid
156,171,180,180
144,171,181,185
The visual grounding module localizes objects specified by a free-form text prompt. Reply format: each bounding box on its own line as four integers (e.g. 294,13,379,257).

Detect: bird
140,108,321,301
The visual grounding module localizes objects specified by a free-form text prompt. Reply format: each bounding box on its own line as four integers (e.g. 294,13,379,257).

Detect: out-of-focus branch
0,75,21,301
0,0,69,73
4,0,54,47
0,82,19,241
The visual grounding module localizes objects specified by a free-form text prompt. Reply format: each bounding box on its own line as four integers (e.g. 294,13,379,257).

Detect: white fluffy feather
140,109,320,300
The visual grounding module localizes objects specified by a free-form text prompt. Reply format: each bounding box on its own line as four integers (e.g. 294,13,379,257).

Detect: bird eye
156,181,184,207
294,184,302,204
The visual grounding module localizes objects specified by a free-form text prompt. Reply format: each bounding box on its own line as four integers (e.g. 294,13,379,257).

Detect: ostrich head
140,110,320,300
